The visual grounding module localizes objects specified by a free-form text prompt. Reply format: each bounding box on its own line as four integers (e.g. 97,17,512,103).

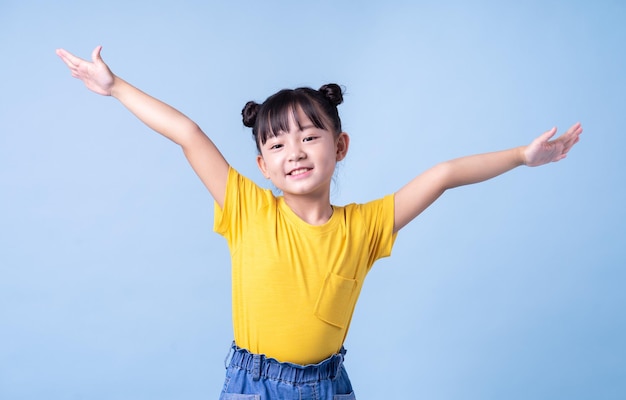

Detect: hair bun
242,101,260,128
318,83,343,107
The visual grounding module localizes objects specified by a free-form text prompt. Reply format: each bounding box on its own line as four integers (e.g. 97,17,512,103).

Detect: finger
564,132,582,152
564,122,583,139
560,130,583,155
561,122,583,144
58,57,74,69
56,49,75,68
56,48,83,67
569,121,582,133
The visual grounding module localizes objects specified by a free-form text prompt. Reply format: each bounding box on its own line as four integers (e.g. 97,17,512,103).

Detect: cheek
265,159,283,176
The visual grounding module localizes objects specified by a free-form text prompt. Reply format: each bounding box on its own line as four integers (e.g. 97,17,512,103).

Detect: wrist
518,146,528,166
109,76,125,98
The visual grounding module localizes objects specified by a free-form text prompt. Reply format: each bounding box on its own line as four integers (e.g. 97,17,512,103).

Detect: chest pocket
314,272,358,329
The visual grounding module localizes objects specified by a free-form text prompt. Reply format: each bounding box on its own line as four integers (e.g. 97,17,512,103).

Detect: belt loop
224,342,235,369
252,354,262,381
332,346,346,378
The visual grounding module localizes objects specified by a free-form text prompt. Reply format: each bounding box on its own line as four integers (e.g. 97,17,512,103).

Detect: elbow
177,122,206,148
182,120,203,137
431,162,458,191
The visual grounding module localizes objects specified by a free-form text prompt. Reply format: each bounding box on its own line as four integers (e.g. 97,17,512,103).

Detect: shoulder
226,167,275,206
336,194,395,233
342,194,395,217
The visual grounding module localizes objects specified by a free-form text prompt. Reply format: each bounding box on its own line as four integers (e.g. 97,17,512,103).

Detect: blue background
1,1,624,399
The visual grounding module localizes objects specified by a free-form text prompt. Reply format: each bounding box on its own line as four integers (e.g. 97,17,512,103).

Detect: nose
288,144,306,162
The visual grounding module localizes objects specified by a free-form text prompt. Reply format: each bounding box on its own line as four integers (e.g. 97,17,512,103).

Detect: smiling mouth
287,168,311,176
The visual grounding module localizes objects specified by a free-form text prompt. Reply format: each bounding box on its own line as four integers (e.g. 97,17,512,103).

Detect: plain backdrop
1,1,624,399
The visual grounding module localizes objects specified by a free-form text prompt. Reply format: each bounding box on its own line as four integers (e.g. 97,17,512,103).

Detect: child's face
256,107,349,199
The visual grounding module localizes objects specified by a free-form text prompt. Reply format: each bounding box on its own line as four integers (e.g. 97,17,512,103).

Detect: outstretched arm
393,122,583,232
56,46,229,207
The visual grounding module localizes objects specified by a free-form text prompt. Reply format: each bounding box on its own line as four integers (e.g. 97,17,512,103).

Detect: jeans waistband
225,342,347,384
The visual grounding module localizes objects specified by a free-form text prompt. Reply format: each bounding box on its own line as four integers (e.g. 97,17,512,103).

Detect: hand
56,46,115,96
523,122,583,167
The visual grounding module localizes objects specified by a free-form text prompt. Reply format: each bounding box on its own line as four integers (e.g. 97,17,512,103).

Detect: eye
269,143,283,150
303,136,318,142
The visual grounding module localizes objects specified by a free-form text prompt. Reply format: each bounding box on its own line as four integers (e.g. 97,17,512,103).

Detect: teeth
289,168,309,176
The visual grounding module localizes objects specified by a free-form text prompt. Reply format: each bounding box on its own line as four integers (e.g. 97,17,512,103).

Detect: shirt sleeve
213,167,271,245
361,193,398,266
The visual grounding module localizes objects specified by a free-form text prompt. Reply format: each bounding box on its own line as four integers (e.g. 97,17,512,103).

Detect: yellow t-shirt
214,167,396,365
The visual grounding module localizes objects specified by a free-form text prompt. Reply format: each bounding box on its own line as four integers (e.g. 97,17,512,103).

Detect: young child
56,46,582,400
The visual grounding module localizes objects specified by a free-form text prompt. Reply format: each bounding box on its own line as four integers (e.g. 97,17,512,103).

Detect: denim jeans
219,342,356,400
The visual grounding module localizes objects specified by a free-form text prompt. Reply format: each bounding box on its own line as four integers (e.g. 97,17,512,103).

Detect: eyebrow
278,123,315,136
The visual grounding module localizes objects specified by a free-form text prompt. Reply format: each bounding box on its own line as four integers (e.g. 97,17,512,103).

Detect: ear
256,154,270,179
335,132,350,162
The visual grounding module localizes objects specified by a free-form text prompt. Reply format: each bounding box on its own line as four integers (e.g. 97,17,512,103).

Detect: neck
283,194,334,225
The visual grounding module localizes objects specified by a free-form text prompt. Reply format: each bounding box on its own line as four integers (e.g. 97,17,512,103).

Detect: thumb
539,126,557,143
91,45,104,64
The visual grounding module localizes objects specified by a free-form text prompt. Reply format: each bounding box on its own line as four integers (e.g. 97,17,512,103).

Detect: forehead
285,107,315,131
255,91,334,149
268,105,318,136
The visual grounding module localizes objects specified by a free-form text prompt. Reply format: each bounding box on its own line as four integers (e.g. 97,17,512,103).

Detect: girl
56,46,582,400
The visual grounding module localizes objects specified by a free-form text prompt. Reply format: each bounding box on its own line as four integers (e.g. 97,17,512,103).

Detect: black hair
242,83,344,153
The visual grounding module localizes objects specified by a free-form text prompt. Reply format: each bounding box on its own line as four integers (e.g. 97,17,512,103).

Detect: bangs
255,89,331,145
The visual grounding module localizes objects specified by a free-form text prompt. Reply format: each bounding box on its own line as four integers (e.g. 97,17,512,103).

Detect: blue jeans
219,342,356,400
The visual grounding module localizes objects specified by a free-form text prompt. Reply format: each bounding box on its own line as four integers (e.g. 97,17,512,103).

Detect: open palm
524,122,583,167
56,46,114,96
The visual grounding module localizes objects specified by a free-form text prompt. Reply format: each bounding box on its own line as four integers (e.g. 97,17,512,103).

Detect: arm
393,123,583,232
56,46,229,207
